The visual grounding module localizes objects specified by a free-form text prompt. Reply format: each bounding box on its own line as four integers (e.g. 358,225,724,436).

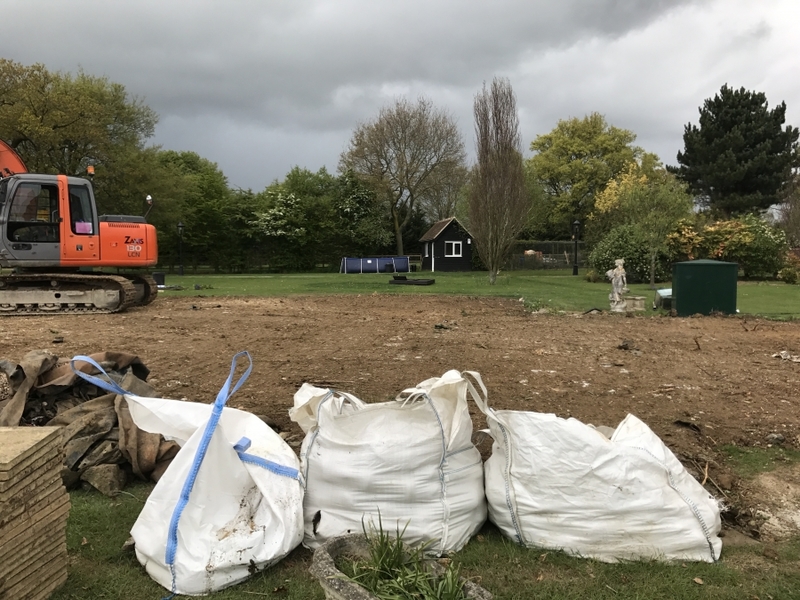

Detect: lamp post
177,221,184,277
572,219,580,276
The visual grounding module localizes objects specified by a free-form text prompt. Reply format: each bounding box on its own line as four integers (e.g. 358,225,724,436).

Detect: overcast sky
2,0,798,191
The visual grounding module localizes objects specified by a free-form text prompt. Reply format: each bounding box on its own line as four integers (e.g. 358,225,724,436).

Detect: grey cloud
1,0,796,190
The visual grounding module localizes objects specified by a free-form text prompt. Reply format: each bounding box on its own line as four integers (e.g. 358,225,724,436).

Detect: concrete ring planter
309,534,492,600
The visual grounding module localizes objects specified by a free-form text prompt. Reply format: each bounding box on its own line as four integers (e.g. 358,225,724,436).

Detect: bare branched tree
418,163,469,222
340,97,466,255
468,78,529,284
779,173,800,247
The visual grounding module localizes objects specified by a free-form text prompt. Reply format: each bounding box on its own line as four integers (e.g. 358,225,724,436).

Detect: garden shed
420,217,473,272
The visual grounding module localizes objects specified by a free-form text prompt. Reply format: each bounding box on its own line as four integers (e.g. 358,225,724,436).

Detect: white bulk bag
290,369,487,555
466,372,722,563
72,352,304,596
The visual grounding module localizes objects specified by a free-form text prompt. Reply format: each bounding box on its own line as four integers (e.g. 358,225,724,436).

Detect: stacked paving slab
1,427,69,600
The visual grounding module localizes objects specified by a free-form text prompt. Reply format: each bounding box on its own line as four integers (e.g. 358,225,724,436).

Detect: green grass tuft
721,444,800,478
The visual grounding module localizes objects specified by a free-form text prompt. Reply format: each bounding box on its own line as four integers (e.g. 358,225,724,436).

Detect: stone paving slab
0,505,68,570
0,490,69,546
0,455,63,504
0,480,67,530
1,544,67,600
0,427,63,483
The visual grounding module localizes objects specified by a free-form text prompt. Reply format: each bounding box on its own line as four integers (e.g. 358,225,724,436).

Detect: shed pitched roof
420,217,471,242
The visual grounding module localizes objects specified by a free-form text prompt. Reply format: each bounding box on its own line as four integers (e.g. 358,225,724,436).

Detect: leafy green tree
593,165,693,285
332,170,393,256
468,77,529,284
588,225,670,284
250,167,392,271
674,84,799,216
92,146,185,217
340,97,466,255
250,190,323,270
0,59,156,175
527,112,654,237
158,151,232,272
278,165,338,200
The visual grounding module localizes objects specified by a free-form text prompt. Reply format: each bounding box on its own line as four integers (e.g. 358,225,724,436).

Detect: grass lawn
154,269,800,319
54,476,800,600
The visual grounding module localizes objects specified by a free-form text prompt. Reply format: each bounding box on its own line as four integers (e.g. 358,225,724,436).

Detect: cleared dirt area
2,294,799,537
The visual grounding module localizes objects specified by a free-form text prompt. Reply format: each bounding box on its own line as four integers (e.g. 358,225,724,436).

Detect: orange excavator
0,140,158,314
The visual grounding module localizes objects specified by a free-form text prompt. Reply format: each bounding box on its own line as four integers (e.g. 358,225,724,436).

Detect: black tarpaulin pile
0,351,178,496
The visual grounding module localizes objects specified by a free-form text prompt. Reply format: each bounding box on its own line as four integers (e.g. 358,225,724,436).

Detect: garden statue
606,258,629,312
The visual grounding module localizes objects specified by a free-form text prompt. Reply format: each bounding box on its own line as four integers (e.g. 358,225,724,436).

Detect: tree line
2,58,798,281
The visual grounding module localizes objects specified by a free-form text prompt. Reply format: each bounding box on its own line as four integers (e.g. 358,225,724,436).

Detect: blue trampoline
340,256,411,273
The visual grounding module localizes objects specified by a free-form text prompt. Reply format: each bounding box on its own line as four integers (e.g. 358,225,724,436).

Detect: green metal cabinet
672,259,738,316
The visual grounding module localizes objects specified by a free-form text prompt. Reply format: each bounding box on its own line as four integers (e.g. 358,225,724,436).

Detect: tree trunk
489,268,498,285
391,206,404,255
650,251,656,287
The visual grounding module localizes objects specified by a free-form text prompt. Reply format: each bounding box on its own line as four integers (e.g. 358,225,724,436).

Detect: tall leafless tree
340,97,466,255
468,78,529,284
779,173,800,247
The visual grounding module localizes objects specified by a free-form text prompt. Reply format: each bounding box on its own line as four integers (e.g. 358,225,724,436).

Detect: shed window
445,241,462,257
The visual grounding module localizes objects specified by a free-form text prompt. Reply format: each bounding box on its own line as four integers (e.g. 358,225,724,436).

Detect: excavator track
0,273,139,316
125,273,159,306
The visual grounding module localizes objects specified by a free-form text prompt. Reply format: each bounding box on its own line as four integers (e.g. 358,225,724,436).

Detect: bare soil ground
2,294,800,538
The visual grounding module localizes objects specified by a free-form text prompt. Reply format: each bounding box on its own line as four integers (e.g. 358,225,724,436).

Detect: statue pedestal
624,295,646,312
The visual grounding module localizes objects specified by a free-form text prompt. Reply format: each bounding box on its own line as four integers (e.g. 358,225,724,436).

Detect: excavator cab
1,175,91,267
1,173,157,270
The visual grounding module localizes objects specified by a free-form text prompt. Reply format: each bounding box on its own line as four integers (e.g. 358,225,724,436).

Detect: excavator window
6,183,59,242
68,185,94,235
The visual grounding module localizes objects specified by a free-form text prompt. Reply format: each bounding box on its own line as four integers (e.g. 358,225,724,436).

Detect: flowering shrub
699,215,787,277
666,220,703,262
665,215,787,278
588,225,670,283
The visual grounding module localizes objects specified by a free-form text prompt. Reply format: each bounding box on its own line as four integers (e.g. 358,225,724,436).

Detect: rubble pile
0,427,69,599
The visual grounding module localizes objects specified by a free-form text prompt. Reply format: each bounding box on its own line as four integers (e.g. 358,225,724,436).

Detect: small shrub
778,251,800,284
587,225,669,283
584,269,603,283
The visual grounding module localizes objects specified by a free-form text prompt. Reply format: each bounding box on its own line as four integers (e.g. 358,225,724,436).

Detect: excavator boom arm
0,140,28,176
